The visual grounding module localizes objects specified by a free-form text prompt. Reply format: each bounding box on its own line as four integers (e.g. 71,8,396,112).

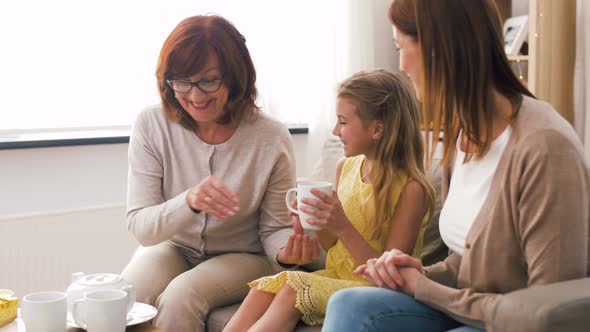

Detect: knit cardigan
416,95,590,331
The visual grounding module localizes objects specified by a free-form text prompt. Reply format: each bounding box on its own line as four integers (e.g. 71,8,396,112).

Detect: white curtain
299,0,399,169
242,0,398,173
529,0,576,123
574,0,590,162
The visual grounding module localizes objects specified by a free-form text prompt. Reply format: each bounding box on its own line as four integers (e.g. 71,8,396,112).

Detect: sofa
204,135,590,332
205,135,447,331
488,277,590,332
205,136,344,332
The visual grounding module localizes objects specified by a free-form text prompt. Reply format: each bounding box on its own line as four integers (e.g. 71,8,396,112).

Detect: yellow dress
250,155,426,326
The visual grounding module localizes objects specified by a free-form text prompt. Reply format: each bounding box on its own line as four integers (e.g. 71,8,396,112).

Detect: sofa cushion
489,277,590,332
206,304,321,332
204,135,448,331
420,161,449,266
305,135,344,185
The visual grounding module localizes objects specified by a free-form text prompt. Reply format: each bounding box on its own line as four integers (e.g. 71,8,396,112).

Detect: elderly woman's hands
186,176,240,219
277,209,321,266
353,249,426,296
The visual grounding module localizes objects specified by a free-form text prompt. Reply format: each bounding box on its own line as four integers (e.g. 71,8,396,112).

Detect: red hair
156,15,259,129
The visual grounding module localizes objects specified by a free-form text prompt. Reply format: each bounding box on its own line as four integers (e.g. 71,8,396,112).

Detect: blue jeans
322,287,484,332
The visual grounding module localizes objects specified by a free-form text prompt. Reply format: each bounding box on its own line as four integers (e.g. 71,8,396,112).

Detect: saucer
67,302,157,328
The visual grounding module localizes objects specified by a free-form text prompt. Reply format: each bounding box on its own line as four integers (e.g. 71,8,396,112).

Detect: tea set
66,272,136,316
11,272,157,332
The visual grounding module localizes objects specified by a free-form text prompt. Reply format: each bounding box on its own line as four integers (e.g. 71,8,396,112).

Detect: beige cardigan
415,96,590,331
126,106,295,265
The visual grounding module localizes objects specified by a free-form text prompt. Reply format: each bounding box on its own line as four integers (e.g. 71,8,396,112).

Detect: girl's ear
372,120,383,141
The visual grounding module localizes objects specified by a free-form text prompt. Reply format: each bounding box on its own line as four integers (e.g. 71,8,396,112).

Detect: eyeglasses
166,78,224,94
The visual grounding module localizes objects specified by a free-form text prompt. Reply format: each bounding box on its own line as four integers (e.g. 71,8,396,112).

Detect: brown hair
338,69,435,232
389,0,534,165
156,15,259,130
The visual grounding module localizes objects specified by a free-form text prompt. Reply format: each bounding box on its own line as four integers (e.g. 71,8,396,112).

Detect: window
0,0,346,132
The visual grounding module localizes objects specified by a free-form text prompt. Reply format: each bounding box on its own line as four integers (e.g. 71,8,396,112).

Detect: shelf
507,55,529,62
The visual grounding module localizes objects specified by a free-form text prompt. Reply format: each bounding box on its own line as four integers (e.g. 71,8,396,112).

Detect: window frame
0,125,308,150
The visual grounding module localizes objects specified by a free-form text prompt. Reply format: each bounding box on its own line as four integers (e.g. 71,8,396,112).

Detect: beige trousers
121,242,277,332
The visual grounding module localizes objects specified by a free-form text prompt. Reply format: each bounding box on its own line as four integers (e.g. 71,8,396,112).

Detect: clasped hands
353,249,426,296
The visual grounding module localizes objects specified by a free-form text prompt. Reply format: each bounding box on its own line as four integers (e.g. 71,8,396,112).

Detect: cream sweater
126,105,296,264
416,95,590,331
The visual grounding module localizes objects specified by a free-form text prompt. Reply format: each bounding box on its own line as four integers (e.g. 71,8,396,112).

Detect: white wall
0,206,137,297
0,144,128,216
0,144,132,294
0,135,312,217
373,0,399,71
512,0,529,16
0,136,312,296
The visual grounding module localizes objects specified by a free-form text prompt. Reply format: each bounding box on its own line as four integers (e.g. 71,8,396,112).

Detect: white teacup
72,289,130,332
66,272,136,316
285,181,333,230
21,291,67,332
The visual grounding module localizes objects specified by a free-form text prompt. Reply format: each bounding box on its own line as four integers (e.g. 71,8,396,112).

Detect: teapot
66,272,136,315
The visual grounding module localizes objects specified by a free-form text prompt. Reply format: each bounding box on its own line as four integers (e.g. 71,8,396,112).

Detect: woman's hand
353,249,425,295
277,216,321,266
299,189,351,236
397,267,422,296
186,175,240,219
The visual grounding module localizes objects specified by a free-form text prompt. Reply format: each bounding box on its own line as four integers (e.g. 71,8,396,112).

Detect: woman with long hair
323,1,589,331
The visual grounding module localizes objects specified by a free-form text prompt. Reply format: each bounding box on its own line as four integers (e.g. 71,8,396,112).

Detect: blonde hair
338,69,435,229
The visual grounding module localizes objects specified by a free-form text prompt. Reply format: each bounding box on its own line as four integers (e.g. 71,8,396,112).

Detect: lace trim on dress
249,271,324,326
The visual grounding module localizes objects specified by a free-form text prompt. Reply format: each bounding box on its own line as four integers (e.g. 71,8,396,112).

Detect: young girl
223,69,435,331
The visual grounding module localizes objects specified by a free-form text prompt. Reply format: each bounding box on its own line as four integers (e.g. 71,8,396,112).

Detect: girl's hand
277,217,321,266
299,189,350,236
353,249,425,293
186,176,240,219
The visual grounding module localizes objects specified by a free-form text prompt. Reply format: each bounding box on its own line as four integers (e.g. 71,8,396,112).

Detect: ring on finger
204,196,212,204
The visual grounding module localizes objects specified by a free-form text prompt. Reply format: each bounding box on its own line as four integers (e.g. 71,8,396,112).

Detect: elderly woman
121,15,319,331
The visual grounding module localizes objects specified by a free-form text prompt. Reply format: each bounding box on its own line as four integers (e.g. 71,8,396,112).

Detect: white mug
21,291,67,332
285,181,333,230
72,289,130,332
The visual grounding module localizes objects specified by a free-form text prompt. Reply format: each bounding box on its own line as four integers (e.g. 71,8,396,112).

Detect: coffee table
1,318,160,332
68,321,160,331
